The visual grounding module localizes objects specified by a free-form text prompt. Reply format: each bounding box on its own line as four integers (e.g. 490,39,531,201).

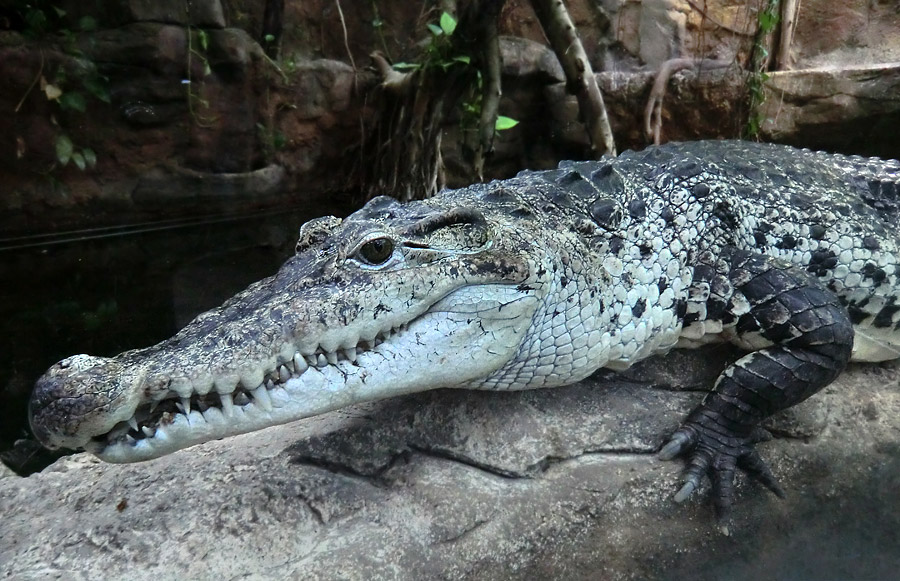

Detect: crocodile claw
659,420,785,528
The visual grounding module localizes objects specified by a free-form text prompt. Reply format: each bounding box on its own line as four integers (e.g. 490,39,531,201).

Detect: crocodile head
30,194,553,461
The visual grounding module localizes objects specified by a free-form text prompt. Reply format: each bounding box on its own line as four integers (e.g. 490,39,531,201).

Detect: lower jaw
87,346,440,462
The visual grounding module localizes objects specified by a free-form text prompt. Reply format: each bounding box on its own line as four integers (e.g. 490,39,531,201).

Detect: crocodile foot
659,411,785,534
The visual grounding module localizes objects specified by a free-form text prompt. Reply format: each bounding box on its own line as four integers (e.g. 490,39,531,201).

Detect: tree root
644,58,733,145
474,17,501,181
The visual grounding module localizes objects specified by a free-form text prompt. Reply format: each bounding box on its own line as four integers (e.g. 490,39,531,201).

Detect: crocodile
30,140,900,523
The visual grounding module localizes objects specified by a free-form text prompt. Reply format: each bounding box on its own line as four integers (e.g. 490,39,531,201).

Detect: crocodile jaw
29,197,546,461
37,284,539,462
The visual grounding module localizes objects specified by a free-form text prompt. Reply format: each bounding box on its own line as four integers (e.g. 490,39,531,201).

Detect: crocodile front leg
660,248,855,528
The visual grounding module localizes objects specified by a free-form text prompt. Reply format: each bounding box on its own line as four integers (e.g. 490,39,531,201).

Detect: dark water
0,206,326,474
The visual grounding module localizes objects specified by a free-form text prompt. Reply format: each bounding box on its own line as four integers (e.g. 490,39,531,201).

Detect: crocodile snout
30,355,131,450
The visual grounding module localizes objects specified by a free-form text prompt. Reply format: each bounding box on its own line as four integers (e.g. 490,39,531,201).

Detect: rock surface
759,63,900,156
3,350,899,580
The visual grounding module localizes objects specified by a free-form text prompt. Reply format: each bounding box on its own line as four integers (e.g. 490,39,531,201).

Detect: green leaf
427,23,443,36
72,151,86,170
440,12,457,36
759,11,779,31
392,62,421,70
60,92,87,112
198,30,209,51
55,135,74,166
203,62,212,76
84,77,111,103
273,131,286,150
83,148,97,167
264,34,275,43
452,55,471,65
53,7,67,18
494,116,519,131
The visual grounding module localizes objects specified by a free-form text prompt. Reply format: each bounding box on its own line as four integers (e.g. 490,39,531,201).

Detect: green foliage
439,12,457,36
391,12,468,73
40,62,108,170
9,2,110,171
393,12,519,139
54,135,97,170
185,27,217,126
16,1,66,38
494,116,518,131
459,71,519,136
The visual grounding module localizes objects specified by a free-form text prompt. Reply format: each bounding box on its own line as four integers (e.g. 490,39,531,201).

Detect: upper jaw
82,314,416,461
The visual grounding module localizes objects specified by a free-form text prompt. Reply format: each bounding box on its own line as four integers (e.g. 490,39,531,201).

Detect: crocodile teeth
192,375,214,396
142,426,156,437
293,353,308,374
317,353,328,367
170,378,193,398
127,417,139,432
305,355,317,367
179,397,191,415
220,392,235,418
325,351,338,366
240,369,264,389
234,391,251,406
279,365,290,383
253,386,273,412
343,347,358,363
109,424,130,441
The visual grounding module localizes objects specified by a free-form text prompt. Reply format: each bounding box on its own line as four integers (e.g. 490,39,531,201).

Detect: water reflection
0,207,323,474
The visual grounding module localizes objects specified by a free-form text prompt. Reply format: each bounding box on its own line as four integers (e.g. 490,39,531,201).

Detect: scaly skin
30,140,900,523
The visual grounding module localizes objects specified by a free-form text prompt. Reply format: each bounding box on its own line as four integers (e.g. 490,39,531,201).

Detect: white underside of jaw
88,285,539,462
89,361,375,462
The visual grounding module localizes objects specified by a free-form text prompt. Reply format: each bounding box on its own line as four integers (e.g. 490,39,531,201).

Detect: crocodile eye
357,237,394,265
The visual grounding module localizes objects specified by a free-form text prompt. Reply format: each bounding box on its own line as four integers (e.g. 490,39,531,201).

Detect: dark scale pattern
481,140,900,524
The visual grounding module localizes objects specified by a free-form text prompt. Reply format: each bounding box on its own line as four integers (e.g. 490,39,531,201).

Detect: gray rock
61,0,226,29
759,63,900,156
132,163,286,203
3,350,899,580
499,36,565,85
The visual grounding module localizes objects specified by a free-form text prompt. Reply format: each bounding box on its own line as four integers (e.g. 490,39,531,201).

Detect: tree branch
530,0,616,156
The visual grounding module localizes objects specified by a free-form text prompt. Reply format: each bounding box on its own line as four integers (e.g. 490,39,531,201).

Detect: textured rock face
2,0,900,238
3,350,899,580
758,64,900,156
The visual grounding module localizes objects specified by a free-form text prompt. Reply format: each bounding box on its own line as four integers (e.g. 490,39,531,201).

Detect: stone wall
1,0,898,233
